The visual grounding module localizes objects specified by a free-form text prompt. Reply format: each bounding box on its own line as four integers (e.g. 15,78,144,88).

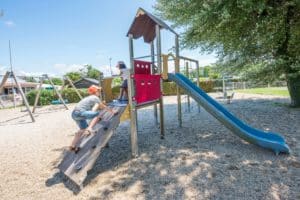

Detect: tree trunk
287,75,300,107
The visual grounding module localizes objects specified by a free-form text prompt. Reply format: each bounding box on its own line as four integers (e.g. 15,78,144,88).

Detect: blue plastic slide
168,73,290,155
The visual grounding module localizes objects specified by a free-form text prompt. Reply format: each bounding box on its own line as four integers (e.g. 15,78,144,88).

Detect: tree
64,65,102,82
65,72,82,82
156,0,300,107
85,64,101,80
51,77,63,85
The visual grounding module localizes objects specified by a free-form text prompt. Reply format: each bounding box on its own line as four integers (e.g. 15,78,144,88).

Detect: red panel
134,60,151,75
133,74,161,104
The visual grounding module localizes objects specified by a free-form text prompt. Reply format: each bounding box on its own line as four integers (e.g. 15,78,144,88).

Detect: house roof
73,78,99,85
127,8,178,43
0,75,38,88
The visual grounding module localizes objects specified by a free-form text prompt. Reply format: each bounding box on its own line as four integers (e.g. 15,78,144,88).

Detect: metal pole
196,61,201,112
185,61,190,112
45,75,68,110
175,35,182,127
151,41,158,125
32,77,43,113
99,72,104,101
11,72,35,122
156,25,164,139
223,76,227,99
128,34,138,157
8,41,16,108
109,57,112,76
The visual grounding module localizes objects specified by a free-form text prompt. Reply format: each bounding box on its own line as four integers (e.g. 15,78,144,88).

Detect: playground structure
59,8,290,187
0,71,35,122
32,74,69,113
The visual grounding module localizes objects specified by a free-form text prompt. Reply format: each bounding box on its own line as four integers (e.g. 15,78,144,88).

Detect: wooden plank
58,104,127,186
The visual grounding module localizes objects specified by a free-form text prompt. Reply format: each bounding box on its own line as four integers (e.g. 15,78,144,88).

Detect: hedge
26,80,214,106
26,88,88,106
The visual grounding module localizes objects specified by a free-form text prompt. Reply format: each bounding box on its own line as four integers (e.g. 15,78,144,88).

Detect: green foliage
112,77,122,87
26,90,57,106
112,85,121,98
26,88,88,106
85,64,101,80
163,81,183,95
199,80,214,93
51,77,63,85
65,72,82,82
236,87,289,97
42,77,63,85
163,80,214,95
155,0,300,106
64,64,102,82
61,88,88,103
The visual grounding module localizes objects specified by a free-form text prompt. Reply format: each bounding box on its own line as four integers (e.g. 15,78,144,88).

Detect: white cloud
99,65,119,77
0,65,8,74
4,20,15,27
53,63,86,75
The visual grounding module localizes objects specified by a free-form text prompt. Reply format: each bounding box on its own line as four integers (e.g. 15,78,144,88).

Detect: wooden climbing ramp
58,102,128,186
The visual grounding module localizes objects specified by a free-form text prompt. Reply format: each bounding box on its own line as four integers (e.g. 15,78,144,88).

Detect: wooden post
0,71,9,91
175,35,182,127
65,76,83,99
45,74,68,110
185,61,191,112
32,77,44,113
156,25,164,139
196,61,201,112
128,34,138,157
151,41,158,125
11,72,35,122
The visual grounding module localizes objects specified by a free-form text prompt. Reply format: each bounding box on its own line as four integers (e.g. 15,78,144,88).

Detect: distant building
73,78,99,88
0,76,39,95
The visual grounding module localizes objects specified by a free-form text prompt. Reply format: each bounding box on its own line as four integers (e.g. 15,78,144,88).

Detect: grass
236,87,289,97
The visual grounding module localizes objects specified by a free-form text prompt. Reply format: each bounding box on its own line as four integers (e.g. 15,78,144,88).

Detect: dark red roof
127,8,178,43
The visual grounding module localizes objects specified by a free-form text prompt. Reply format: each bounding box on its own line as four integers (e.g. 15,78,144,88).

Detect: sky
0,0,216,77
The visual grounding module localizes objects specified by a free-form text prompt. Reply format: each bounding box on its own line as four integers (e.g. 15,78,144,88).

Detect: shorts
71,110,99,129
121,79,128,88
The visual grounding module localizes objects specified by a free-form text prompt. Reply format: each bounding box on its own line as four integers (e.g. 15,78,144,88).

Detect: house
73,78,99,88
0,76,39,95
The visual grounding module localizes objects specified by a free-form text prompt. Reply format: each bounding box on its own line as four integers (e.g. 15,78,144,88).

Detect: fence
212,79,287,92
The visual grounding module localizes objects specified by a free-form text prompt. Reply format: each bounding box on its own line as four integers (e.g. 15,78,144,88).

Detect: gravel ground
0,93,299,200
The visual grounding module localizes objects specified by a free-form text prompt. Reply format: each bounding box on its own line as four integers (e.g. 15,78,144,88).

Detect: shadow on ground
47,96,300,199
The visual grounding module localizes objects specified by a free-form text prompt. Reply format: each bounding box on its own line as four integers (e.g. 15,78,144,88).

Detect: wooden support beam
45,74,68,110
0,71,9,91
65,76,83,100
11,72,35,122
32,78,44,113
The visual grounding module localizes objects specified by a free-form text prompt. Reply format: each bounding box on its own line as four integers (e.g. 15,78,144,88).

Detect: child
69,85,116,152
116,61,128,101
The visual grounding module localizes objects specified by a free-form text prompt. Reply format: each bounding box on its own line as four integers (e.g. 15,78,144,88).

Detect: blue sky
0,0,216,77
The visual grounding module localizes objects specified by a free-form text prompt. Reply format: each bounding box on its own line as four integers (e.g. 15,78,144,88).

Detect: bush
26,89,57,106
26,88,89,106
163,81,185,96
112,86,120,99
61,88,88,103
162,80,214,95
199,80,214,93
